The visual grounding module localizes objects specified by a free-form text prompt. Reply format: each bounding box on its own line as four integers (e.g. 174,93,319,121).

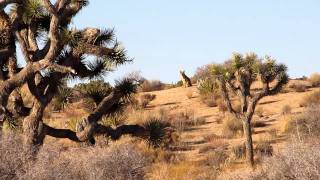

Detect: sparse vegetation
139,80,165,92
309,73,320,87
289,82,307,92
300,90,320,107
0,1,317,179
221,114,243,138
281,104,292,115
139,93,156,108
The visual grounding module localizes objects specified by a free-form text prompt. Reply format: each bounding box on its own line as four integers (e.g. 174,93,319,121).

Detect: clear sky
65,1,320,83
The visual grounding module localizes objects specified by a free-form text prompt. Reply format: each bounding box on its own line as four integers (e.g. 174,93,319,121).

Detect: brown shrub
300,90,320,107
146,161,218,180
0,135,149,180
230,143,246,160
221,114,243,138
281,104,292,115
289,82,307,92
200,94,217,107
221,141,320,180
283,105,320,138
139,94,156,108
217,98,227,112
139,80,164,92
309,73,320,87
255,138,273,157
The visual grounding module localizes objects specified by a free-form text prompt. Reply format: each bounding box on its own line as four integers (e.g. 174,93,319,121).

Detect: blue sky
35,1,320,83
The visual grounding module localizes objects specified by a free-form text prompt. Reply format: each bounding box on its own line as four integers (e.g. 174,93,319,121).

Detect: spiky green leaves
114,78,138,98
143,118,170,147
75,80,112,105
12,0,46,24
258,56,289,85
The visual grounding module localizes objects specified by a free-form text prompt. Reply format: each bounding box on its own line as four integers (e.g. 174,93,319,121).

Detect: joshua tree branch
42,123,146,142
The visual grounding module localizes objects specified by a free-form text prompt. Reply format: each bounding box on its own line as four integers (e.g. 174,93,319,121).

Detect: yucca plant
143,118,171,148
51,86,73,112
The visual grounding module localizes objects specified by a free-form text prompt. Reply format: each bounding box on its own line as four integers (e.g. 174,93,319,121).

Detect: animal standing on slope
180,70,192,87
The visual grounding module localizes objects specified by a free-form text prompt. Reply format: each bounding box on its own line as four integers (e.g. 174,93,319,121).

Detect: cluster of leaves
75,80,112,106
51,86,73,111
209,53,288,92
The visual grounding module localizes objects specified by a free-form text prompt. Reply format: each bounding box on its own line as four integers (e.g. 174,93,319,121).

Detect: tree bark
242,118,254,167
22,100,46,150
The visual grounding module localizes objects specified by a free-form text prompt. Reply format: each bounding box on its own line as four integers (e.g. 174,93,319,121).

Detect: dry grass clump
281,104,292,115
171,109,206,133
283,105,320,138
254,137,273,157
300,90,320,107
200,94,218,107
199,138,228,154
230,143,246,160
221,141,320,180
139,93,156,108
0,134,149,180
289,82,308,92
309,73,320,87
221,114,243,138
217,98,227,112
139,80,164,92
146,161,218,180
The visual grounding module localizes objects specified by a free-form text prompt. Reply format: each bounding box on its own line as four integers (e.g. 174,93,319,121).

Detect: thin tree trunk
242,119,254,166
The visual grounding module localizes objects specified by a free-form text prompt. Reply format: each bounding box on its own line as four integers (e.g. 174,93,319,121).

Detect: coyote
180,70,192,87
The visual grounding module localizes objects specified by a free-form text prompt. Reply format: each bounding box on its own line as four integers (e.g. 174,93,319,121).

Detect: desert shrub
51,86,73,111
66,117,82,131
198,78,219,107
199,138,228,154
176,80,183,87
192,64,214,83
204,149,229,169
221,141,320,180
289,82,307,92
300,90,320,107
146,161,217,180
283,105,320,138
0,135,149,180
139,80,164,92
171,109,206,133
217,98,227,112
143,118,171,148
139,94,156,108
281,104,292,115
0,134,30,180
221,114,243,138
255,139,273,157
100,113,127,127
309,73,320,87
252,119,267,128
231,143,246,160
75,80,112,107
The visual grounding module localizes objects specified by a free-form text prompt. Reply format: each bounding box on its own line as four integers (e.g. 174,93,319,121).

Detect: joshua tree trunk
23,100,46,150
242,118,254,166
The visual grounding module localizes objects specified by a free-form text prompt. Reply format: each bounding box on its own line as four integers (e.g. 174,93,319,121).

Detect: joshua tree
0,0,160,150
210,53,288,166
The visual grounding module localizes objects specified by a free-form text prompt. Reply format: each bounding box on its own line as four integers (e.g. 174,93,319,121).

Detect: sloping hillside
141,80,317,164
